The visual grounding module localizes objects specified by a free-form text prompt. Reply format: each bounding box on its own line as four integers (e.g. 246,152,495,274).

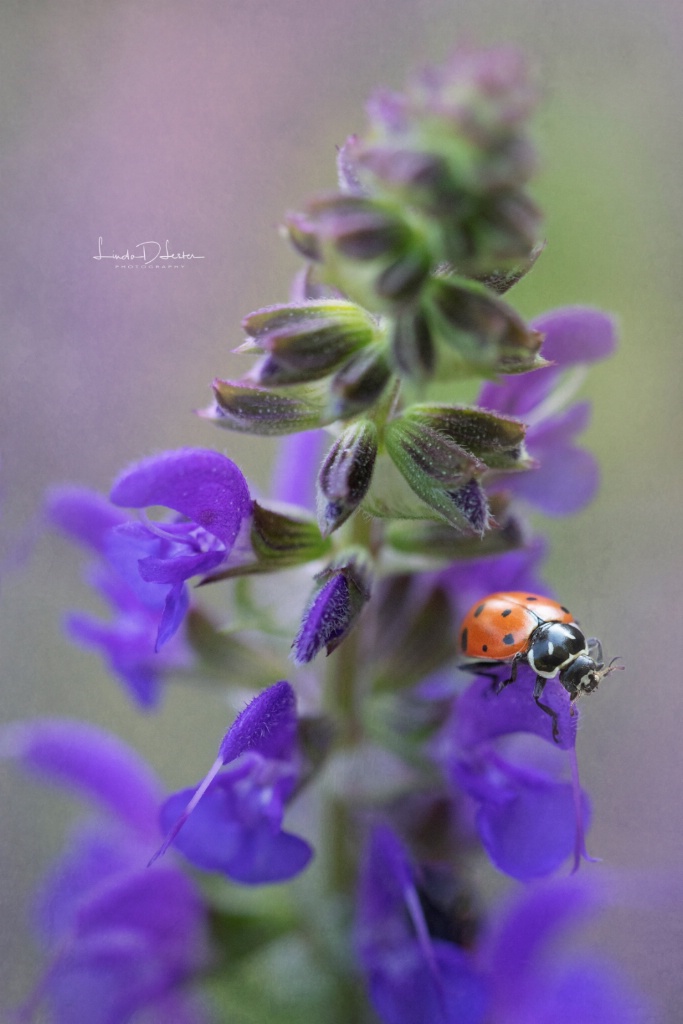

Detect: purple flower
357,826,488,1024
357,826,650,1024
47,487,193,708
438,678,591,879
153,681,313,884
479,307,617,514
0,720,210,1024
47,449,252,707
109,448,252,645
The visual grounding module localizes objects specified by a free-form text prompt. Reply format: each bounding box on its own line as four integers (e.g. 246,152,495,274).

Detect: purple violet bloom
46,449,252,708
479,308,617,515
47,487,193,708
153,681,313,884
110,448,252,646
0,720,210,1024
358,826,650,1024
357,825,488,1024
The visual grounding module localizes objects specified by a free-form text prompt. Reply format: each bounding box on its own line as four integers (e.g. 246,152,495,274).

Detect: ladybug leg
496,652,522,694
533,675,560,743
587,637,604,664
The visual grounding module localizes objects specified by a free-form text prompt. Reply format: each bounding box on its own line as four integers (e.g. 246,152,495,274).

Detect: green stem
321,509,375,1021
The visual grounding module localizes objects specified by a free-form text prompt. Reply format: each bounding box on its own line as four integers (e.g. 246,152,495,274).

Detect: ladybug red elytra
459,591,621,740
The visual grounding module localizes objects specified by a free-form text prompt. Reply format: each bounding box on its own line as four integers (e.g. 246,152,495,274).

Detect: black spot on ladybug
482,644,488,653
561,605,570,613
526,596,538,601
473,604,485,618
460,628,468,652
501,608,512,617
502,633,515,645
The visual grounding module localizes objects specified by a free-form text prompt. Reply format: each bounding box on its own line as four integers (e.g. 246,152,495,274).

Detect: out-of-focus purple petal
438,537,550,619
529,960,652,1024
75,866,206,967
270,430,328,512
46,487,128,553
479,878,651,1023
479,366,559,419
133,990,212,1024
368,941,489,1024
67,614,165,709
218,681,297,764
531,307,617,366
474,759,588,880
0,720,163,841
111,449,251,547
33,825,139,946
504,445,599,515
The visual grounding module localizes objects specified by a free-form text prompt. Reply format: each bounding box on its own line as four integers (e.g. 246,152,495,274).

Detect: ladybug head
560,654,623,701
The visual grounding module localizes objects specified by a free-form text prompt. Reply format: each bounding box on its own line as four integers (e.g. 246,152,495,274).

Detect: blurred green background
1,0,680,1018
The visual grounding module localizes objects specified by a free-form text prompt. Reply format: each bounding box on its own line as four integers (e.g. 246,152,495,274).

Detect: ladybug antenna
599,656,624,680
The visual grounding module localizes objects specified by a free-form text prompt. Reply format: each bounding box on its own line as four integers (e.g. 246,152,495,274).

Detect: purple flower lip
150,683,313,885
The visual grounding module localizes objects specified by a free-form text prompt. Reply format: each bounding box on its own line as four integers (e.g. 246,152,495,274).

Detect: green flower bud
384,416,490,534
317,420,379,536
207,380,326,435
327,346,392,421
402,404,533,470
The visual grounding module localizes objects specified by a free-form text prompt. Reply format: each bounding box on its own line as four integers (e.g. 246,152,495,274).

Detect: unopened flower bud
327,346,392,421
317,420,378,536
292,550,372,664
206,380,325,435
385,416,490,534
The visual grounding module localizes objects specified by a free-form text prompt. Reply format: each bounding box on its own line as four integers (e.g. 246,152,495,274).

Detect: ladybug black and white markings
459,591,621,741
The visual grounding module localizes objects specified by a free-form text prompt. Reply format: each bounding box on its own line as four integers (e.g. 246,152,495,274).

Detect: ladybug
459,591,621,740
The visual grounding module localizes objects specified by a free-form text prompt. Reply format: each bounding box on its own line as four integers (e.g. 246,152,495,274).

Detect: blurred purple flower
479,308,617,515
47,487,193,708
110,448,252,645
154,681,313,884
47,449,252,707
357,826,650,1024
0,720,210,1024
270,430,328,512
357,825,488,1024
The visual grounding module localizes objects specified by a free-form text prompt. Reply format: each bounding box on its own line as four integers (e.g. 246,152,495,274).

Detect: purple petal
473,757,589,880
110,449,251,548
75,866,206,966
33,825,140,945
66,613,166,709
159,773,312,884
454,673,577,750
0,720,163,841
46,487,128,553
503,445,599,516
270,430,328,511
155,582,190,651
478,367,560,419
137,549,225,586
479,878,648,1023
367,941,489,1024
438,537,550,620
218,681,297,763
531,307,618,366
